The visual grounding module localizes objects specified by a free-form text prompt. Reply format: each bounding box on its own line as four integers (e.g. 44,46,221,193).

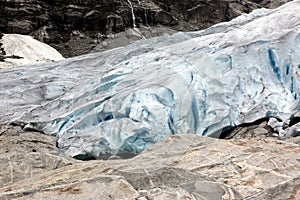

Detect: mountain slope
0,0,291,57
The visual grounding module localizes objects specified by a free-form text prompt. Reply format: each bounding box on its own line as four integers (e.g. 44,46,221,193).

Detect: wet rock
155,10,178,26
7,20,34,34
0,31,4,62
221,119,276,139
105,15,125,32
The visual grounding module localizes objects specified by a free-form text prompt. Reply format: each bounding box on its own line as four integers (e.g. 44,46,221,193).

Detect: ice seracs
0,1,299,158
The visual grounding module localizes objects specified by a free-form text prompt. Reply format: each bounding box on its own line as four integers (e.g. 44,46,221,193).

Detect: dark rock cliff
0,0,290,57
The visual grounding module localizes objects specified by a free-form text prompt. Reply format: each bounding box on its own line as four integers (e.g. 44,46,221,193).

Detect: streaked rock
0,133,299,199
0,125,73,187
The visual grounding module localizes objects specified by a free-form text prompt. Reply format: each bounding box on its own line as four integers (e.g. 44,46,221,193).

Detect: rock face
0,31,4,62
0,0,291,57
0,133,300,199
128,134,300,198
0,125,73,188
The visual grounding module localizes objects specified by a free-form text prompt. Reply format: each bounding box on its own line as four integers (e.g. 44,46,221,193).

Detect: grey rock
7,20,33,34
0,31,4,62
284,136,300,145
0,134,300,199
1,175,140,200
0,125,73,187
246,176,300,200
115,134,300,197
0,0,291,57
91,25,177,53
0,133,300,200
222,119,275,139
112,167,242,199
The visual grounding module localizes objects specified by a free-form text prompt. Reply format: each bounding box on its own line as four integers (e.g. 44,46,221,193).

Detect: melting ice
0,1,300,158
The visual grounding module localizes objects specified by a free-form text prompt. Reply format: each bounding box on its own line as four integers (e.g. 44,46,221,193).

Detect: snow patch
0,34,64,69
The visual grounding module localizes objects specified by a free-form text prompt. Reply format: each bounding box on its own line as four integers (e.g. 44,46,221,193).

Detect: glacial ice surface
0,1,300,158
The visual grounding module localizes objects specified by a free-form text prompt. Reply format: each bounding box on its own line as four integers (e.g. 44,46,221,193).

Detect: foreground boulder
0,125,73,187
0,133,299,199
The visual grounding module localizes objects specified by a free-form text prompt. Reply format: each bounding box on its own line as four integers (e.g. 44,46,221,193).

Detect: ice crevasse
0,1,300,158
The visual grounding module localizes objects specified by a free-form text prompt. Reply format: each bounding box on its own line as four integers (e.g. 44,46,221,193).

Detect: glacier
0,1,300,158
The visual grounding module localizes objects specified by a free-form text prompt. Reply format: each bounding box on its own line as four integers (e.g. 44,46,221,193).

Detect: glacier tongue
0,1,300,158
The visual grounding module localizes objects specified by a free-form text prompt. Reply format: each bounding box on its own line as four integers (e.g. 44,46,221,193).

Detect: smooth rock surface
0,134,299,199
121,134,300,197
0,125,73,187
